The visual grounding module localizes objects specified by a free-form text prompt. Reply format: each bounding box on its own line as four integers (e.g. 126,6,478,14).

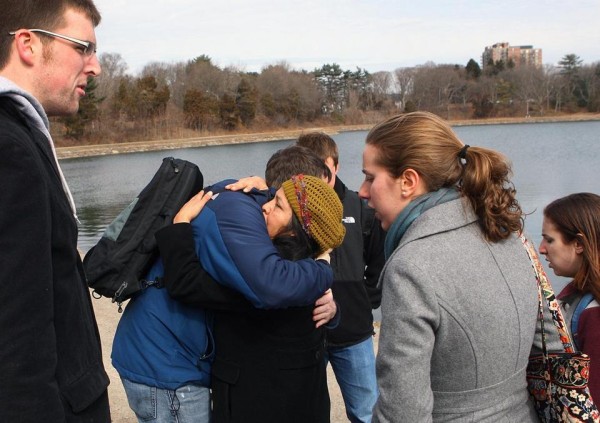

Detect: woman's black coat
156,223,330,423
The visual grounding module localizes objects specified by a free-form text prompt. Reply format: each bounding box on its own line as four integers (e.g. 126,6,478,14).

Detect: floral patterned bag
521,235,600,422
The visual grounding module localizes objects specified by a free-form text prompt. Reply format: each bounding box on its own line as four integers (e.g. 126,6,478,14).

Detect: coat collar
333,177,346,201
0,76,78,220
394,197,478,252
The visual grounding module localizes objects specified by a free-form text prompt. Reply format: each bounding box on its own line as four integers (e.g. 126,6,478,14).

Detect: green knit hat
281,174,345,254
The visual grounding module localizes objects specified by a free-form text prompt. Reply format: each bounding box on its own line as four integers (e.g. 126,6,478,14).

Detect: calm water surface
62,120,600,291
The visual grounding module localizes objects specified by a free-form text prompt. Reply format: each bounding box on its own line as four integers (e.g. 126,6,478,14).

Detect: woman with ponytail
359,111,556,422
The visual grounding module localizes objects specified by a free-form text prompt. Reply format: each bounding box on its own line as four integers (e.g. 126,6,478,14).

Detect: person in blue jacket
112,173,345,423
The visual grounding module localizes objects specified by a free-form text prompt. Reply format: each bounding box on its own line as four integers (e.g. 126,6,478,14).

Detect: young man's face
34,8,101,116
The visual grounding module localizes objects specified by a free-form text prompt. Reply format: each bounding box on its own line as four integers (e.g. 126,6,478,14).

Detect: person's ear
574,237,584,254
325,157,339,173
400,168,424,198
13,31,37,66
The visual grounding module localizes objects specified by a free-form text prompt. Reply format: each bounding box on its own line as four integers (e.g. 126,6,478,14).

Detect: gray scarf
0,76,78,221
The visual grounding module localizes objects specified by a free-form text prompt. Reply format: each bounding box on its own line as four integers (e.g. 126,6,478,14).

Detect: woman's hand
315,248,333,264
225,176,268,193
174,190,213,224
313,289,337,328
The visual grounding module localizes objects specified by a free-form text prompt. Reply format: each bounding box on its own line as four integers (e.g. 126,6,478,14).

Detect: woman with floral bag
540,193,600,402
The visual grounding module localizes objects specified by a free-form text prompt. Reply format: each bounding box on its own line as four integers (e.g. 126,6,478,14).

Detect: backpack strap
571,292,595,350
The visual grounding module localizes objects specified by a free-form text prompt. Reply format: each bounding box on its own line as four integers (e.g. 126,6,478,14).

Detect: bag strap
571,292,595,350
519,234,575,354
533,269,550,356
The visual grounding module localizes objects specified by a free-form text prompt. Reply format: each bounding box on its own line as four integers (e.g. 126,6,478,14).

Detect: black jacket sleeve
361,201,386,309
155,223,253,312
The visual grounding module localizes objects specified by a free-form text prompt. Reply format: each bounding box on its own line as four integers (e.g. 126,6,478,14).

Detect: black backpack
83,157,204,311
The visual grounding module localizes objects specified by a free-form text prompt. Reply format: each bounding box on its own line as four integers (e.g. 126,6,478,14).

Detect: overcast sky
94,0,600,75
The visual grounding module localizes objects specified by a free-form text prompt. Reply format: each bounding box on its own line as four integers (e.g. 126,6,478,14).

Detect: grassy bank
56,113,600,160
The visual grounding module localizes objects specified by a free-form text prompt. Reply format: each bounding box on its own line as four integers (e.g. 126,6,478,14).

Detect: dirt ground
91,292,380,423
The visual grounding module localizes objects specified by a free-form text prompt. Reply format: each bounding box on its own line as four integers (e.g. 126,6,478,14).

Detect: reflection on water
62,121,600,292
77,203,131,252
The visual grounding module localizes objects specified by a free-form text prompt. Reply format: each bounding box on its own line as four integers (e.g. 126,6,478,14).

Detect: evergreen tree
349,67,373,110
314,63,347,112
61,76,103,139
259,92,276,118
284,87,301,120
183,89,218,130
111,77,132,119
466,59,481,79
559,54,585,108
219,93,239,130
236,78,257,126
135,76,170,119
191,54,213,65
559,54,583,76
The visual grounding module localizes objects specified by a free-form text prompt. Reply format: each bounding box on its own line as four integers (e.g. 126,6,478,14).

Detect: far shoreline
56,113,600,160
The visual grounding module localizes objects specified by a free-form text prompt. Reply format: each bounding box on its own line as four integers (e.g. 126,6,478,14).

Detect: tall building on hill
482,42,542,69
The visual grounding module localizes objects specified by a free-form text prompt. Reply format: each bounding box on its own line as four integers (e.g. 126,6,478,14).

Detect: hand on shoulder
225,176,268,193
174,190,213,224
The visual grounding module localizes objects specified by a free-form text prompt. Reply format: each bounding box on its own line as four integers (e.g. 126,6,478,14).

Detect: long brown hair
544,193,600,299
366,111,523,242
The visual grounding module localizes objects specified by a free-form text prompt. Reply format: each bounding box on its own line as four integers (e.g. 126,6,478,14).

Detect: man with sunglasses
0,1,110,422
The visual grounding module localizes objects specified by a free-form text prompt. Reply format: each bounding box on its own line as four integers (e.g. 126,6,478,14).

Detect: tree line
52,52,600,146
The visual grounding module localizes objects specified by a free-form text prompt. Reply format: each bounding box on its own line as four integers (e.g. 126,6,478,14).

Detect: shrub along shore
56,113,600,160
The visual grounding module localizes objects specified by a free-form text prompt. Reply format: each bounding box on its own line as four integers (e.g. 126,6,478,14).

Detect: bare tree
371,71,395,111
97,52,128,101
393,67,415,111
257,62,321,123
412,63,464,117
465,76,498,118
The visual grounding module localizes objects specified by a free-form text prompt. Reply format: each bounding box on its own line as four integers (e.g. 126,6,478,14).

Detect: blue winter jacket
112,179,333,390
192,180,333,308
112,259,213,390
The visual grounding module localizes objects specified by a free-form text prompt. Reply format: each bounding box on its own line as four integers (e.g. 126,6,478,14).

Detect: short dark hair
296,132,339,167
0,0,101,69
265,145,330,188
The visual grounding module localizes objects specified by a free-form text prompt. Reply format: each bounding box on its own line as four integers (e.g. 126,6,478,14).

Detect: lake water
62,120,600,293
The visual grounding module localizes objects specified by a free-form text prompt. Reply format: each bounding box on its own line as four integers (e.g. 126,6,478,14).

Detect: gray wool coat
373,198,562,423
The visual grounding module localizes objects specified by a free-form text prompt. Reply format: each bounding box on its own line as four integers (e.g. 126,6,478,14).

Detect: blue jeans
121,378,211,423
326,336,378,423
